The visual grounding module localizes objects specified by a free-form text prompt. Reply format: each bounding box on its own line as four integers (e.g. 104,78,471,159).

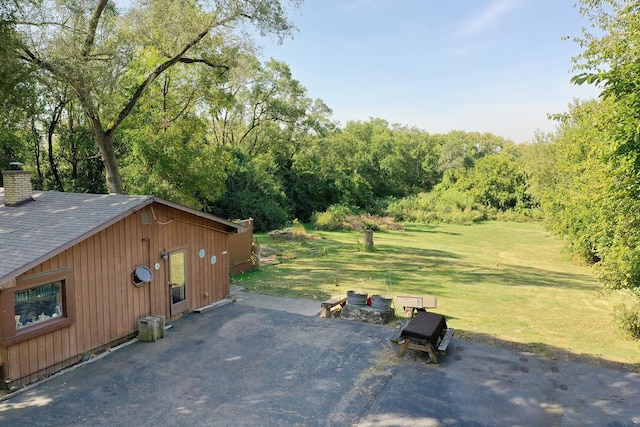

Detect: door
169,250,188,316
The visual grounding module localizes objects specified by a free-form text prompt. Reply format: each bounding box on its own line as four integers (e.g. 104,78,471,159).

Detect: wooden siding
228,219,255,275
1,202,231,387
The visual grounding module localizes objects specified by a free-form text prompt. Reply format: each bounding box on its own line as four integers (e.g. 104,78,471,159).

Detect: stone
340,304,395,325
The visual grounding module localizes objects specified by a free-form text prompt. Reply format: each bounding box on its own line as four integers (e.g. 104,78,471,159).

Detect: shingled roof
0,190,242,285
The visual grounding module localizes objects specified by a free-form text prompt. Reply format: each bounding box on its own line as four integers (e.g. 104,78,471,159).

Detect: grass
232,221,640,370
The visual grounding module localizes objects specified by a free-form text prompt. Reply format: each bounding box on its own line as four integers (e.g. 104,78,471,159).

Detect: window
14,281,64,329
0,268,75,346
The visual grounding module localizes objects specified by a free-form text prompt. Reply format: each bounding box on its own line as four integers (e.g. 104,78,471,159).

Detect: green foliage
0,24,33,113
312,211,342,231
205,149,290,232
0,128,30,179
8,0,303,193
0,23,36,179
494,208,544,223
427,135,530,222
471,155,531,209
613,299,640,339
311,204,402,232
548,1,640,292
311,204,355,231
294,119,451,214
449,153,535,212
203,56,335,223
122,134,229,208
282,167,336,222
385,190,486,225
536,1,640,291
532,100,615,266
215,187,289,232
436,130,513,173
119,77,231,209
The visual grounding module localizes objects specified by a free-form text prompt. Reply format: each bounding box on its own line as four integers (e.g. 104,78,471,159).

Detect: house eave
151,197,246,233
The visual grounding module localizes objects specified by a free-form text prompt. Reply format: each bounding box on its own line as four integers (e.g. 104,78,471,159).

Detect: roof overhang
151,197,246,233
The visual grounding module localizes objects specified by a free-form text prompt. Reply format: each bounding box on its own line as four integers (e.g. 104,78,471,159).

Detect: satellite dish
132,266,153,286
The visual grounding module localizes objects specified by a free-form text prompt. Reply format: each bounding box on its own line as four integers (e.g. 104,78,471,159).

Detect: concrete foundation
138,315,165,342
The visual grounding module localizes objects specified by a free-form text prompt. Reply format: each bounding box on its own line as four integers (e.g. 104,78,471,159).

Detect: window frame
0,268,75,346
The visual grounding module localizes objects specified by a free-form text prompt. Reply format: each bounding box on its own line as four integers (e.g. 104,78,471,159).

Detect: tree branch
107,14,240,134
81,0,109,58
178,57,229,73
20,47,56,74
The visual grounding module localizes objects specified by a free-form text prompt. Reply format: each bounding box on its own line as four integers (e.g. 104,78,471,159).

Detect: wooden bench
320,296,347,318
437,328,454,352
396,295,437,317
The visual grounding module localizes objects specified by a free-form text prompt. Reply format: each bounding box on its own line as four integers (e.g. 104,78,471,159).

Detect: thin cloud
453,0,520,39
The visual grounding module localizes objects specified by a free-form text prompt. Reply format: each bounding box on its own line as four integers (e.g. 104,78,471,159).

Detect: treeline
0,68,535,231
0,1,536,231
2,1,640,333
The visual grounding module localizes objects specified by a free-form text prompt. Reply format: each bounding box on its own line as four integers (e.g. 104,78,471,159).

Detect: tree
0,18,36,177
561,1,640,290
379,125,441,195
436,131,512,174
13,0,302,193
460,154,531,211
541,98,626,275
118,67,232,208
200,56,333,224
206,148,290,231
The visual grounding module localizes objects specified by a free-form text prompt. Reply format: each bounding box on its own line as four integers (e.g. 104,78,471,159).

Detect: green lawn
232,221,640,370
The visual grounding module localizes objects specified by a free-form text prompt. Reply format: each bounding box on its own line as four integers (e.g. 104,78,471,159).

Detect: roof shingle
0,191,153,284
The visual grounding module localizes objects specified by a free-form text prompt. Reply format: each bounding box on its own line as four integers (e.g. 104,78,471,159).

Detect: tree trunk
30,116,43,186
47,101,65,191
363,230,374,247
75,78,124,194
93,129,123,194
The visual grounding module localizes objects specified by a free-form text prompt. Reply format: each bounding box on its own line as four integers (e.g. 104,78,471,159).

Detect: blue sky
259,0,601,143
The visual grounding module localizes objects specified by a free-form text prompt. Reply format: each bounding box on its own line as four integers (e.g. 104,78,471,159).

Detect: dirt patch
259,245,280,266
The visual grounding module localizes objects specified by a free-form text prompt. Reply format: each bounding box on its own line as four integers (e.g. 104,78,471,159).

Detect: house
0,169,244,388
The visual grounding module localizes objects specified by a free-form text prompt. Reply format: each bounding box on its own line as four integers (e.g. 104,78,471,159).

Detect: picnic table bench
393,311,454,363
396,295,438,317
320,296,347,318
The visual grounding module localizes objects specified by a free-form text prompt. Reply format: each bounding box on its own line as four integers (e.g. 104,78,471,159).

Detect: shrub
311,205,403,231
312,211,342,231
495,208,544,222
268,219,311,241
384,190,486,224
613,300,640,339
289,219,308,238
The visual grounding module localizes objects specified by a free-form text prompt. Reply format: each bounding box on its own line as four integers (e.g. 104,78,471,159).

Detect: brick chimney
2,167,34,207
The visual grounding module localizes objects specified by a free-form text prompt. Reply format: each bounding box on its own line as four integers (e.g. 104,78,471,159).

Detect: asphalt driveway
1,293,639,426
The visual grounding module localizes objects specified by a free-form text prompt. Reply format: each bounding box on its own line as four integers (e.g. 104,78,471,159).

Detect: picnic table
396,295,438,317
394,311,454,363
